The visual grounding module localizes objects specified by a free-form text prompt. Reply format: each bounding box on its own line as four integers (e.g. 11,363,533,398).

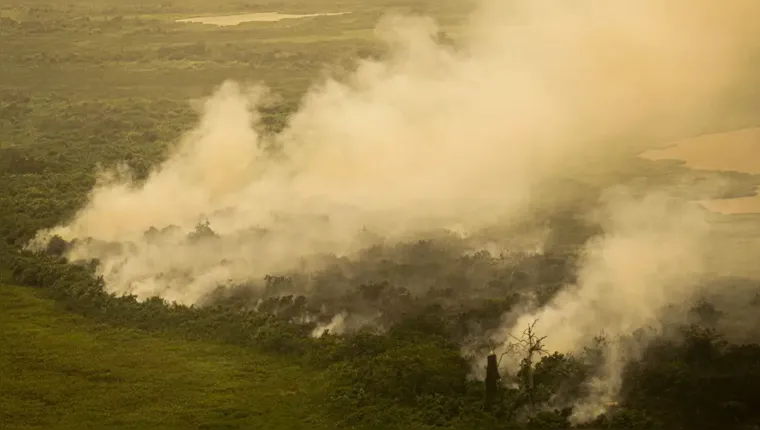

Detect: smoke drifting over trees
27,0,760,422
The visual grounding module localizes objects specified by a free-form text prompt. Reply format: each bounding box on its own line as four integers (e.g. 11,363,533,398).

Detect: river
640,127,760,214
176,12,347,26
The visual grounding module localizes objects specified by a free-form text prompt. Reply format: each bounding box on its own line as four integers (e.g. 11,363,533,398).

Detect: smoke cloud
29,0,760,419
491,189,711,422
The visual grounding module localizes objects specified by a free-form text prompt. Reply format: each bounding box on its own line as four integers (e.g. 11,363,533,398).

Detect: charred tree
485,351,501,411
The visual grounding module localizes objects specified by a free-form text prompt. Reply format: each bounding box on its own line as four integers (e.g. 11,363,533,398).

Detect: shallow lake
640,127,760,214
176,12,347,26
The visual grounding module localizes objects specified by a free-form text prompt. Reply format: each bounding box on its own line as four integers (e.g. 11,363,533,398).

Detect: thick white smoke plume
491,189,711,422
33,0,758,300
29,0,760,418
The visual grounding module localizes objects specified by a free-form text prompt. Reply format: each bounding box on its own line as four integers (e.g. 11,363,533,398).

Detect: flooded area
176,12,347,26
641,127,760,214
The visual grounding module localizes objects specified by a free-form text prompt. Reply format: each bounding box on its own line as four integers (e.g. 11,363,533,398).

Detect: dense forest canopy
2,0,760,429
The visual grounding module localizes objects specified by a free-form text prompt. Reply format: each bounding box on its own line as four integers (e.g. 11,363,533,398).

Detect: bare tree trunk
485,352,501,411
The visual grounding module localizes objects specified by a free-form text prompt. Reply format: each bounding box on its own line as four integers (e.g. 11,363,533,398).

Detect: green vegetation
0,284,333,430
3,0,760,429
6,248,760,429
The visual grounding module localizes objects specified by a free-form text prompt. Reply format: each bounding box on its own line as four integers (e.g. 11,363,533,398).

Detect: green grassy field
0,284,334,430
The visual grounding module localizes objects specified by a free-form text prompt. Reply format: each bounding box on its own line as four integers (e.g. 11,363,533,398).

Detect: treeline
4,239,760,429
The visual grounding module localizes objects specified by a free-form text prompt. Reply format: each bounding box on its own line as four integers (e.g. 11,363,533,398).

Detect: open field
0,284,335,430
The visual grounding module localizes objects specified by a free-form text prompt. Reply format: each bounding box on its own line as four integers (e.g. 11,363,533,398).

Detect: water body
176,12,347,26
641,127,760,214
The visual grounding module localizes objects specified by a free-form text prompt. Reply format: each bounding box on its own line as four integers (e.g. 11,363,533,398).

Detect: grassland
0,284,335,430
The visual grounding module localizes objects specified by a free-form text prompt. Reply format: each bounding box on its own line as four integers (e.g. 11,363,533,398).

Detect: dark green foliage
8,248,760,429
621,327,760,430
